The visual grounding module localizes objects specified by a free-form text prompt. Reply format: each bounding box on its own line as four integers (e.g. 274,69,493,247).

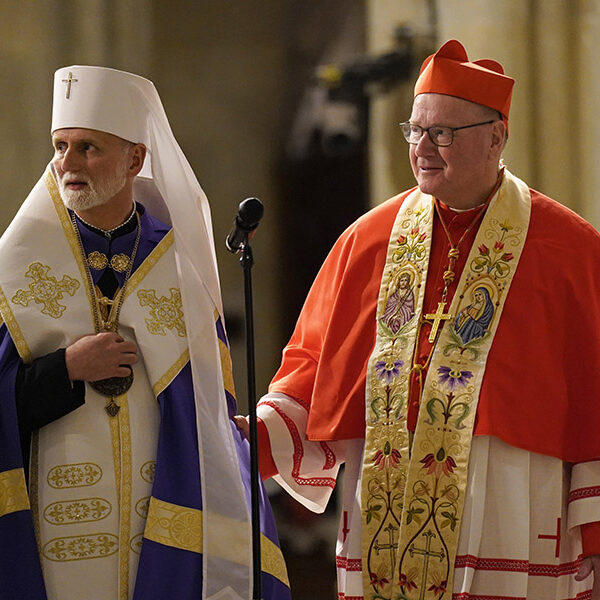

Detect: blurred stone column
575,0,600,227
437,0,536,186
366,0,434,206
0,1,62,228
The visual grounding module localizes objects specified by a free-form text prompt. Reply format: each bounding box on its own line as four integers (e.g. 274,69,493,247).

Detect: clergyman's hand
65,332,139,382
575,555,600,599
233,415,250,439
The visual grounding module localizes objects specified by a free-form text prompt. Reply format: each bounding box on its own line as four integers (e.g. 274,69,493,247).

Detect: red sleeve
269,193,408,441
257,418,278,480
581,522,600,557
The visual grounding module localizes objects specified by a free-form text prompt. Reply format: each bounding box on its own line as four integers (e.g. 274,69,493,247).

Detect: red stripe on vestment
528,559,580,577
336,556,362,571
454,555,581,577
320,441,336,469
453,594,591,600
452,595,526,600
568,485,600,504
454,555,528,572
259,400,336,488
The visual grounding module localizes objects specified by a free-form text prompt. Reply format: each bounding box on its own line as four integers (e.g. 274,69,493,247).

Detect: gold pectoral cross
424,301,453,343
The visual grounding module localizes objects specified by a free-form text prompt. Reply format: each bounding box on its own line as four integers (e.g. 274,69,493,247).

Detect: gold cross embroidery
137,287,186,337
374,522,399,576
12,262,80,319
408,530,445,599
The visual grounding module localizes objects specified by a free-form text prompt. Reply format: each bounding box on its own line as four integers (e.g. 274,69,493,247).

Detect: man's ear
128,144,147,176
489,120,507,160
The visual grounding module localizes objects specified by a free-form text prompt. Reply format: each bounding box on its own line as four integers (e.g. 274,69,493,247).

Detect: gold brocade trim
218,338,236,399
0,468,30,517
361,170,531,600
144,497,289,586
214,308,236,398
0,284,32,363
123,230,174,302
261,533,291,588
109,404,121,498
145,496,203,552
45,169,96,331
107,392,133,600
152,348,190,397
30,432,42,558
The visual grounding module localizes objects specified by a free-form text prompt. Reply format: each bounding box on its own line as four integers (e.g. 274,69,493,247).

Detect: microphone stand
239,237,262,600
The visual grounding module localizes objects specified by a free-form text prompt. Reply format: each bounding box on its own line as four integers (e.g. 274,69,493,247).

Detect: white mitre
52,66,252,599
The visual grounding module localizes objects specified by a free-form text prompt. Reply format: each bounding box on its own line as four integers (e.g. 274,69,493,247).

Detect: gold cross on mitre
424,301,453,343
62,71,78,99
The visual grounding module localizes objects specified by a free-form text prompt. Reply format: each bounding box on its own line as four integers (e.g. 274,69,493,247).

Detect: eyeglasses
399,120,496,147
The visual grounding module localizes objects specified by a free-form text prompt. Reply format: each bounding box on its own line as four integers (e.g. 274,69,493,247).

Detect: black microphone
225,197,264,253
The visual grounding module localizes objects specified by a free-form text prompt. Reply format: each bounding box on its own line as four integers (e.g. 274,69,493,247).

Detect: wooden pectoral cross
424,301,453,343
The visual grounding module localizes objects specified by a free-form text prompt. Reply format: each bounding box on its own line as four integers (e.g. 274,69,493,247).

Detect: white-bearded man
0,66,290,600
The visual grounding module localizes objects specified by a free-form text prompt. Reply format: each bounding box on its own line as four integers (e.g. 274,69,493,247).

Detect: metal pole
240,241,262,600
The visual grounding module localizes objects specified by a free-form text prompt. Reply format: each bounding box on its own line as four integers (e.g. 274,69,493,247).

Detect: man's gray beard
58,164,128,211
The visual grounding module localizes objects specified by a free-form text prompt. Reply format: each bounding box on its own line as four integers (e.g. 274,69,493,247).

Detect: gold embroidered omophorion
361,169,531,599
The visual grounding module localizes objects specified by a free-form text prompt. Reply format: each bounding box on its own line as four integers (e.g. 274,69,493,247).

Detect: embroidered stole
361,170,531,599
0,170,189,600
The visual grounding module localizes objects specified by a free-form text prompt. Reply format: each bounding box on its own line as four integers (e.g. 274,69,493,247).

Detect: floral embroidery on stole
361,170,531,599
